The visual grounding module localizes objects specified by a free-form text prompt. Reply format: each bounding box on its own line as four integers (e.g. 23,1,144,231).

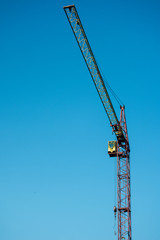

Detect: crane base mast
108,106,131,240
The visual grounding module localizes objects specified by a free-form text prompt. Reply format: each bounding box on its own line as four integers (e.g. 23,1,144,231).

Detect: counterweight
64,5,131,240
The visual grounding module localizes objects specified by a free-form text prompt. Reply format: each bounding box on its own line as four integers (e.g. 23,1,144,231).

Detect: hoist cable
94,58,124,106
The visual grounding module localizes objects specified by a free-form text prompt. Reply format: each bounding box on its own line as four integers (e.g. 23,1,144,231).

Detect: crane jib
64,5,125,142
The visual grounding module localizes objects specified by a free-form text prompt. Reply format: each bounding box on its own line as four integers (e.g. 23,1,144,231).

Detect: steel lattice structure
117,106,131,240
64,5,124,141
64,5,131,240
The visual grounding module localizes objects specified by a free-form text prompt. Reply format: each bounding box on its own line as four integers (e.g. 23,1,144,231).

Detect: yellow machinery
108,141,117,157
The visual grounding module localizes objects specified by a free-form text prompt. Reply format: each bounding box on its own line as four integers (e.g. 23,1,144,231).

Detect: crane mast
64,5,131,240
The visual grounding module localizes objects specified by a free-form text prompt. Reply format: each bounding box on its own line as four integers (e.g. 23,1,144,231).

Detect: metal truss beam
64,5,125,140
117,106,131,240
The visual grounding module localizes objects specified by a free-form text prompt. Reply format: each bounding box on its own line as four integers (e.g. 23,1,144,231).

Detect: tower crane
64,5,131,240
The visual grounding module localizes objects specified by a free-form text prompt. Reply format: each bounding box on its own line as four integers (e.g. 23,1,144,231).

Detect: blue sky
0,0,160,239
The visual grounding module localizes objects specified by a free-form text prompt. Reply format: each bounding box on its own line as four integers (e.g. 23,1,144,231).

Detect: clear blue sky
0,0,160,239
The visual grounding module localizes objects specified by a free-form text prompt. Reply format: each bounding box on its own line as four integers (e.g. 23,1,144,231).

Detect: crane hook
113,206,117,235
114,206,117,217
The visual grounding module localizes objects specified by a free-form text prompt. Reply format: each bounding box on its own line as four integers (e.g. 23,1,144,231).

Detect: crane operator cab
108,141,117,157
